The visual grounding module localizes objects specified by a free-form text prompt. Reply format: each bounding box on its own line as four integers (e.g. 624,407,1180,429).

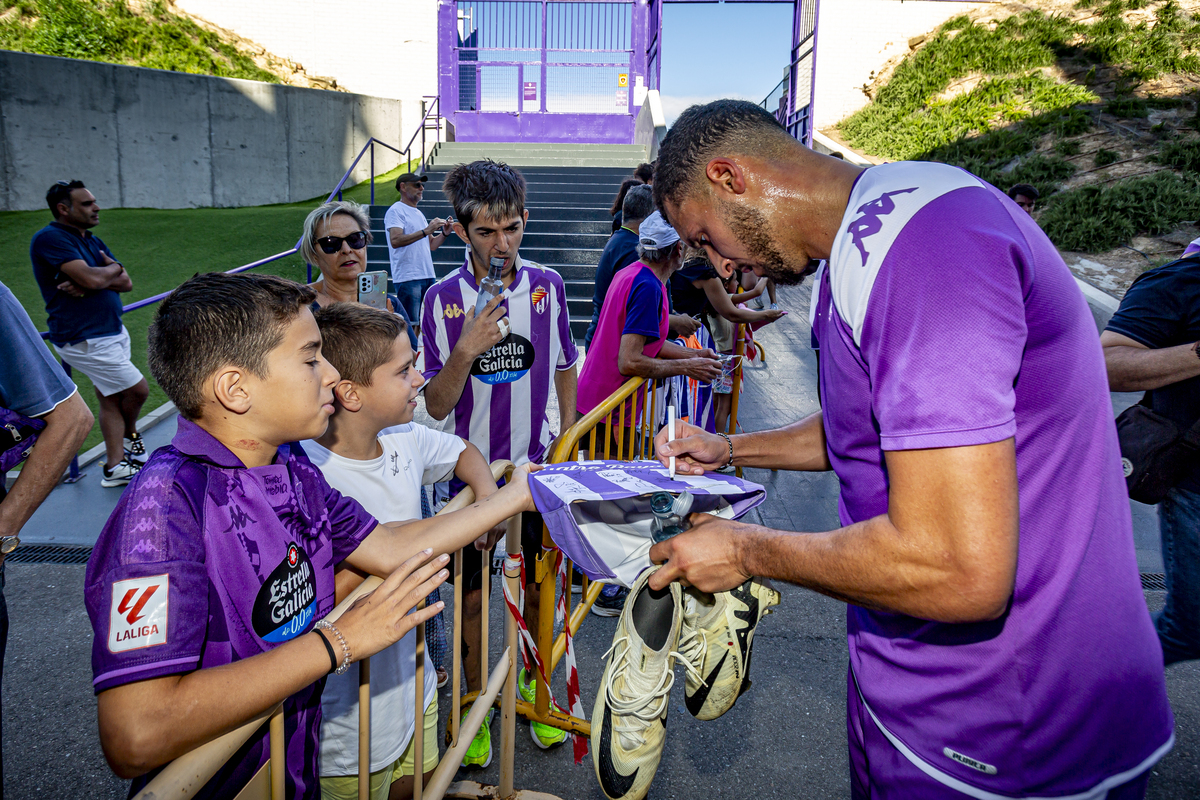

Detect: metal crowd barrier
132,460,562,800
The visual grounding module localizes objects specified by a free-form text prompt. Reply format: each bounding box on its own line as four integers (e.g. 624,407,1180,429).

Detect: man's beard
718,200,811,285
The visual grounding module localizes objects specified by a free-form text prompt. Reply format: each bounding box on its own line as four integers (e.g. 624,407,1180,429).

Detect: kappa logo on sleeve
108,574,169,653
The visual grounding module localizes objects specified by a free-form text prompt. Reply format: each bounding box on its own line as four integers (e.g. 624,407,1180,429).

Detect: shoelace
601,635,704,750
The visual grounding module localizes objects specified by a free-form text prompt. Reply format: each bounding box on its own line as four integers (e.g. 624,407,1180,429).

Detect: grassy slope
837,1,1200,254
0,162,413,455
0,0,279,81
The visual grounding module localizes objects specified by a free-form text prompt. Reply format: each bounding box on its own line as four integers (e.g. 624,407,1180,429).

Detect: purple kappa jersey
812,162,1173,796
84,419,377,800
422,256,578,466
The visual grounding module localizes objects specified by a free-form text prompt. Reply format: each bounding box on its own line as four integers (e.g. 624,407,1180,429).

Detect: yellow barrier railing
134,460,562,800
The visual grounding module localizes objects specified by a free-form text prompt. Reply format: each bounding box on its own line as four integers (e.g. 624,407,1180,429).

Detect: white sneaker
768,303,780,311
101,458,142,488
750,297,765,309
591,567,700,800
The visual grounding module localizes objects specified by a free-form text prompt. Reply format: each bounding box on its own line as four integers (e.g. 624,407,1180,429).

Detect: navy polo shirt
30,221,124,346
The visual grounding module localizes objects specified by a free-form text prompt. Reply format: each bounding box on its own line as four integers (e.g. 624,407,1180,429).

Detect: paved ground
4,281,1198,798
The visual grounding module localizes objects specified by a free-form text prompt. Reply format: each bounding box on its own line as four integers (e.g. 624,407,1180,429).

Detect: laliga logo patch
109,574,169,653
443,304,467,319
530,287,548,314
252,542,317,643
471,333,535,385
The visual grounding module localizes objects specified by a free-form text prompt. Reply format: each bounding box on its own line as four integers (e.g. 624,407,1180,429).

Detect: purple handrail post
370,141,376,206
420,99,427,173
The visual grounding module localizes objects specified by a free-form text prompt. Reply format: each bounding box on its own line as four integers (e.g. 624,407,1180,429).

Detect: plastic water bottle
474,257,505,316
650,491,694,543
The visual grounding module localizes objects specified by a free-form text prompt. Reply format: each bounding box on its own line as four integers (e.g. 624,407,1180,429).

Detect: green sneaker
460,707,494,768
518,668,568,749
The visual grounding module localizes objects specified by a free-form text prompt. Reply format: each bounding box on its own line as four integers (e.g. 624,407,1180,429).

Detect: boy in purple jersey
649,100,1173,798
421,159,578,753
84,273,537,799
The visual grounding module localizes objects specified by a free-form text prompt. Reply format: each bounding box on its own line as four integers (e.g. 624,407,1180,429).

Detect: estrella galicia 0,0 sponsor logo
252,543,317,643
109,574,169,653
471,333,535,385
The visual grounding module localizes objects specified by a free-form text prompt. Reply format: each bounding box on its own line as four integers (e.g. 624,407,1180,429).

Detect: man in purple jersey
83,273,536,799
421,159,578,753
648,100,1173,798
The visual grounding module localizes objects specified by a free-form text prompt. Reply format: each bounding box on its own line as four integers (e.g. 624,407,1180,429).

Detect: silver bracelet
315,620,352,675
717,432,734,467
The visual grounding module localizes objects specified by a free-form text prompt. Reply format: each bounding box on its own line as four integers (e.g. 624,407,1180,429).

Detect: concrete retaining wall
0,50,404,211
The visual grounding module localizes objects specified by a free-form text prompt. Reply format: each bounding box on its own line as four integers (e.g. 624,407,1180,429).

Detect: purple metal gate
438,0,653,144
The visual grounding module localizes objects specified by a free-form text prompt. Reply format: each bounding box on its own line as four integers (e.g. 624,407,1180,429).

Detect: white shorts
54,326,143,397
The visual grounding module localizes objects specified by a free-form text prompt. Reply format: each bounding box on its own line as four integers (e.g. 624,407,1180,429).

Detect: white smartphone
356,271,389,310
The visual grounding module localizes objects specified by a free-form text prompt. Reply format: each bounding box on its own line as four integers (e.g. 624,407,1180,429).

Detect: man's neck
401,195,419,209
315,413,384,462
645,260,674,285
623,221,641,236
54,218,88,236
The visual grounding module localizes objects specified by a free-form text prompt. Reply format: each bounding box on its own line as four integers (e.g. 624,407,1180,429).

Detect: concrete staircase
428,141,648,169
369,154,636,341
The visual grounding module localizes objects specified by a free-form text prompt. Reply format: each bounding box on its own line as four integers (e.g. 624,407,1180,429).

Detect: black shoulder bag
1116,396,1200,504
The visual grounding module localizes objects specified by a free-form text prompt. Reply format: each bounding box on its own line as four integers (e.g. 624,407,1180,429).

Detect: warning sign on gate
617,73,628,88
523,82,537,101
616,88,629,107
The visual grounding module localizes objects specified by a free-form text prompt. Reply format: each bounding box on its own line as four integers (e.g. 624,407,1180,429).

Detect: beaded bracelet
717,432,734,468
315,620,352,675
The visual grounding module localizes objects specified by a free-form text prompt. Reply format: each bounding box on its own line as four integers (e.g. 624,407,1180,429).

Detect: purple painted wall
439,0,653,144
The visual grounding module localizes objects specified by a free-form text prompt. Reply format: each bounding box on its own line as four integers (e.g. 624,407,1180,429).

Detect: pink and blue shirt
813,161,1173,796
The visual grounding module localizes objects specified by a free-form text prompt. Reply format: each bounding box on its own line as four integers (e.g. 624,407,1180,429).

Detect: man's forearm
730,411,831,471
1104,342,1200,391
555,367,578,436
619,352,692,380
390,229,429,248
0,392,92,539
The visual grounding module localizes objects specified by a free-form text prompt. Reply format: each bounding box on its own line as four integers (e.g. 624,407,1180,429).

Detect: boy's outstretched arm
345,464,540,575
97,550,449,779
454,441,500,501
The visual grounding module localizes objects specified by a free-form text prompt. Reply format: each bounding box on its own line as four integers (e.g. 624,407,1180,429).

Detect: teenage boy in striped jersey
421,160,579,762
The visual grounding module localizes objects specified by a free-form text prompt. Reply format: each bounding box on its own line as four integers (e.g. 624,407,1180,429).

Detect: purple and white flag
529,460,765,587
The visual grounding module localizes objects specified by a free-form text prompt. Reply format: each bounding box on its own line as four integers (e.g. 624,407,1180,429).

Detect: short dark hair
148,273,317,420
46,180,85,217
610,177,644,215
622,184,655,224
1008,183,1039,201
633,162,655,183
654,100,794,217
442,160,527,228
313,303,408,386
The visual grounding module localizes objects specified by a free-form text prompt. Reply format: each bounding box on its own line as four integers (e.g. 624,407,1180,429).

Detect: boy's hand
334,549,449,662
458,296,508,360
509,462,544,513
474,524,507,551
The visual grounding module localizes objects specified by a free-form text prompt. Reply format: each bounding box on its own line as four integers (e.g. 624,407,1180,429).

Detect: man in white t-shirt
304,302,538,796
385,173,450,333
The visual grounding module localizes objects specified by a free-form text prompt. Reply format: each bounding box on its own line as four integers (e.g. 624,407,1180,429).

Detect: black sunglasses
316,230,368,254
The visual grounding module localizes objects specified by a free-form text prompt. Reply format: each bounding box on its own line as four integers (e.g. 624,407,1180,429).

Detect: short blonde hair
300,201,373,265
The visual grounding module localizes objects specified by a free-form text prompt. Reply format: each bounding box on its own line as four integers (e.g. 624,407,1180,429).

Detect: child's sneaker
124,431,147,463
768,303,780,311
590,583,629,617
518,668,568,749
460,707,493,768
101,458,142,488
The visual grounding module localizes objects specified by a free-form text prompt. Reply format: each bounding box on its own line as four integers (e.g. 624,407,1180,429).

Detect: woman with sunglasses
299,201,417,347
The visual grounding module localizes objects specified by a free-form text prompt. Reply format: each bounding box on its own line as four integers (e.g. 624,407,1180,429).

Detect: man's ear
332,379,362,412
451,220,469,244
705,158,747,198
211,367,252,415
713,257,736,280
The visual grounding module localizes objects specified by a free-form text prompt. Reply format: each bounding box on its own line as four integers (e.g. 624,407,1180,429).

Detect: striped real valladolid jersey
421,256,578,466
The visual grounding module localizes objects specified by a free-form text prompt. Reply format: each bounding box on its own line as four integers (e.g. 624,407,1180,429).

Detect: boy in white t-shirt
303,302,523,799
